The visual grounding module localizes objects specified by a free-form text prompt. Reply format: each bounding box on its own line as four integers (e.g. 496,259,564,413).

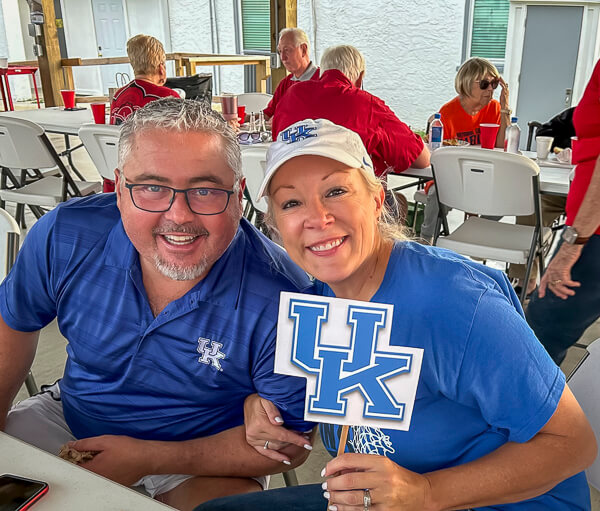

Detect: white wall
298,0,466,130
168,0,244,94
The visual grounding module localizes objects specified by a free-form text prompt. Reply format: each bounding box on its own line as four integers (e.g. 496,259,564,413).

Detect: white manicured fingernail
274,416,284,423
328,506,337,511
323,491,330,499
320,467,326,477
304,443,313,450
282,460,291,465
321,481,327,490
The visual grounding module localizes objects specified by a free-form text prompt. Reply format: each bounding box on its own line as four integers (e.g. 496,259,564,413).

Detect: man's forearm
148,425,309,477
571,155,600,236
0,314,39,429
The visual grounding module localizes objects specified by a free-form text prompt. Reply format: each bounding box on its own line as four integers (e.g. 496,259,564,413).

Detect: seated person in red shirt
272,44,429,178
262,28,320,122
420,57,510,241
104,34,181,192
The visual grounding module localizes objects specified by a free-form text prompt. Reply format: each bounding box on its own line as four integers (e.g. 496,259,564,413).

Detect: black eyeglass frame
124,183,235,215
476,78,500,90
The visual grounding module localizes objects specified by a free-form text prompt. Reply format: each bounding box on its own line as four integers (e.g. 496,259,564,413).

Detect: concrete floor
5,108,600,507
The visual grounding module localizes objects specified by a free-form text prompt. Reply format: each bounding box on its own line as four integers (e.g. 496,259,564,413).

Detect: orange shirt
439,97,501,145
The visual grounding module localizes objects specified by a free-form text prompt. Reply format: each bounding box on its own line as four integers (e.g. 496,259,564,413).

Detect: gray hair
320,45,366,84
278,27,310,55
118,97,242,185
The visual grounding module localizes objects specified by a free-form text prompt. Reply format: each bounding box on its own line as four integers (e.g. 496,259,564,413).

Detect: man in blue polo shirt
0,98,313,509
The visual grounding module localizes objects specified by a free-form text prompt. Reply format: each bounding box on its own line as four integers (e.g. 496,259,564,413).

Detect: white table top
0,107,95,136
0,432,173,510
395,149,573,197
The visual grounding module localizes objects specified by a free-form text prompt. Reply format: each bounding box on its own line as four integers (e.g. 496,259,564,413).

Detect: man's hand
67,435,158,486
244,394,313,464
538,244,583,299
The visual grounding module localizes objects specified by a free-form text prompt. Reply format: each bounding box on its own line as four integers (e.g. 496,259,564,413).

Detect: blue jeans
194,484,324,511
526,234,600,364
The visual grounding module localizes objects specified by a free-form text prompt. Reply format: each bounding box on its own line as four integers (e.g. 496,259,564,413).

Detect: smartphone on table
0,475,48,511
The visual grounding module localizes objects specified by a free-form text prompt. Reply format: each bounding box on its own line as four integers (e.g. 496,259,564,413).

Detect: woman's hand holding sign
322,453,434,511
244,393,313,464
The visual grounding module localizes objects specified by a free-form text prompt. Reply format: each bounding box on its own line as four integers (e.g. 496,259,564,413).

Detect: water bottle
429,113,443,151
505,117,521,154
258,111,266,132
249,112,256,132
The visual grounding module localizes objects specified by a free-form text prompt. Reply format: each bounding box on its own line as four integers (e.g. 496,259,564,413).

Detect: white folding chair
237,93,273,114
240,146,270,235
567,338,600,491
0,209,39,396
0,117,101,223
78,123,120,182
431,147,551,303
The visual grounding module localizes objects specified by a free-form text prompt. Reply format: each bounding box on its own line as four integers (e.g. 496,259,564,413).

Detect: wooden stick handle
327,425,350,509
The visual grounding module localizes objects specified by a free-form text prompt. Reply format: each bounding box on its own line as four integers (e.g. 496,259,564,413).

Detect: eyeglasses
125,183,234,215
476,78,499,90
238,132,262,145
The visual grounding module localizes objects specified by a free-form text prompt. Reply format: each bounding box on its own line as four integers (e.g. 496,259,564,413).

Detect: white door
515,5,583,149
91,0,131,93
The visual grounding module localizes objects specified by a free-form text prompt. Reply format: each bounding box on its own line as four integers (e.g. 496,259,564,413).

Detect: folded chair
431,147,551,304
0,117,100,224
78,123,120,183
567,338,600,491
241,146,269,233
237,93,273,115
0,208,38,396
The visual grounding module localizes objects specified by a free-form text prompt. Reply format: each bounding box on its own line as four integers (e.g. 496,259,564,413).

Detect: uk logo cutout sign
275,292,423,430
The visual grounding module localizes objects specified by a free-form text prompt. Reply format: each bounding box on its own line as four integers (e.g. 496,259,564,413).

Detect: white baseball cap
258,118,375,198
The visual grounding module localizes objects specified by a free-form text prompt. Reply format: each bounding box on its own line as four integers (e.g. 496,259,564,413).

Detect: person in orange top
439,57,509,146
420,58,510,241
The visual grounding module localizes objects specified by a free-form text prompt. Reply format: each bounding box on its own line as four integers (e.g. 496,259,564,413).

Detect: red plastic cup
60,89,76,109
91,102,106,124
479,123,500,149
237,105,246,123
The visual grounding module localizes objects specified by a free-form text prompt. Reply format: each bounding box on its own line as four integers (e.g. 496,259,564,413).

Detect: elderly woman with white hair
194,119,596,511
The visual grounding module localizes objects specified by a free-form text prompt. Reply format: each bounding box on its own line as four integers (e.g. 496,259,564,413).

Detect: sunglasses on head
477,78,500,90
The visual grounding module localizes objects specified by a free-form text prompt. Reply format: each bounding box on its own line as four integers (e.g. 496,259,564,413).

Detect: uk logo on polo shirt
197,337,226,371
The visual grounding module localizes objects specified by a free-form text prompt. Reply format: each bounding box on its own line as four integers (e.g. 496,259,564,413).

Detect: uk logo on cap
280,124,317,144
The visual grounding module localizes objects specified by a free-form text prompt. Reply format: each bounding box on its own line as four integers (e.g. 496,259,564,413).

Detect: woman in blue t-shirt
195,119,596,511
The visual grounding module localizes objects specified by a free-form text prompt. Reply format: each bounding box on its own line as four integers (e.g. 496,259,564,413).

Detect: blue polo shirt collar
102,220,245,310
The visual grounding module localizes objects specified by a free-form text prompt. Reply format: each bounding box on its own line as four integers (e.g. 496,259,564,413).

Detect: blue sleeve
251,324,315,432
0,210,59,331
454,287,564,443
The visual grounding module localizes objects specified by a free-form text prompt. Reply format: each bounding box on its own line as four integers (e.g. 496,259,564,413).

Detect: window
241,0,271,52
464,0,510,67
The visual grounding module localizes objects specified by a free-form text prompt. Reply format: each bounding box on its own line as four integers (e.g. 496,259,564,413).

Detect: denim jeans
194,484,324,511
526,234,600,364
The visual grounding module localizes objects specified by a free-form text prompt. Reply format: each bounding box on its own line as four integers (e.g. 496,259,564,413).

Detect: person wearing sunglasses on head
420,57,509,242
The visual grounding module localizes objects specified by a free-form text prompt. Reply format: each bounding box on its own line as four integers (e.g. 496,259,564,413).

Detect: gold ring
551,279,562,285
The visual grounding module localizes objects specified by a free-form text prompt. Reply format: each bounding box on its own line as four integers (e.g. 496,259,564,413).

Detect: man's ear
114,169,122,205
355,71,365,89
301,43,308,58
158,62,167,85
238,177,246,204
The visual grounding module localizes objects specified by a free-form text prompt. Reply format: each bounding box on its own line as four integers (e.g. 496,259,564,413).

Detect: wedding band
363,488,371,510
552,279,562,285
263,440,269,450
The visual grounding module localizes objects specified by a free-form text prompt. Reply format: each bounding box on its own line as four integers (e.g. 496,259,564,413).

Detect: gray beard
153,252,210,281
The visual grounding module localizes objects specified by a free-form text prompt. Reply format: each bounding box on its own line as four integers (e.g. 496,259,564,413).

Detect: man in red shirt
262,28,320,121
271,44,429,178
